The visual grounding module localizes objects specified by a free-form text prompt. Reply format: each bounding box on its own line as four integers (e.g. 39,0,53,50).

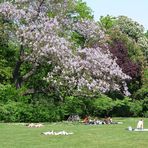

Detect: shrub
143,111,148,118
129,100,143,117
63,96,84,117
92,95,115,117
0,84,26,103
111,97,132,117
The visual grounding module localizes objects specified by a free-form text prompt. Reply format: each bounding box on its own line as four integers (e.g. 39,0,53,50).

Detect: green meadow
0,118,148,148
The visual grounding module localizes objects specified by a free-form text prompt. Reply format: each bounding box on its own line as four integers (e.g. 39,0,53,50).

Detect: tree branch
22,66,37,81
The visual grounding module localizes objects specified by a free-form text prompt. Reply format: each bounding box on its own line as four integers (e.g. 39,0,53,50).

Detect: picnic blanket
133,129,148,132
127,127,148,132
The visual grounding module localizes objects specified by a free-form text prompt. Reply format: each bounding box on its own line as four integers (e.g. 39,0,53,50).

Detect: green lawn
0,118,148,148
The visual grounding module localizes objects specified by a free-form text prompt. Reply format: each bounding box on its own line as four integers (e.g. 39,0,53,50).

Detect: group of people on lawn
83,116,144,129
82,116,115,125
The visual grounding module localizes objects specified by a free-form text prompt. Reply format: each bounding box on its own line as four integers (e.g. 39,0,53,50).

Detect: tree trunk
13,44,24,89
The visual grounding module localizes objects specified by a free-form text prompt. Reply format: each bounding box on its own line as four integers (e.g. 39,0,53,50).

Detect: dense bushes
0,84,65,122
92,95,115,117
0,101,65,122
0,85,147,122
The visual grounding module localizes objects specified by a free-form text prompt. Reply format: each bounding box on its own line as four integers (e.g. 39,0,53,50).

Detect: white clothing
137,120,143,129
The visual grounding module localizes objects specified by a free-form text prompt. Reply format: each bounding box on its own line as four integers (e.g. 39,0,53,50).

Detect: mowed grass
0,118,148,148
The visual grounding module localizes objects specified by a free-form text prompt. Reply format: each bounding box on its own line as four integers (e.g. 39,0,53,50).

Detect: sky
83,0,148,30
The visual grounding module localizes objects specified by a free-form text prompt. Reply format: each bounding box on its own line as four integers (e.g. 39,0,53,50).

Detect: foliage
0,84,64,122
133,69,148,100
0,1,147,122
116,16,148,63
75,0,93,20
0,59,12,83
0,17,16,83
129,100,143,117
111,97,132,117
63,96,84,116
0,0,131,96
145,30,148,39
109,37,140,78
99,15,116,31
92,95,115,116
0,101,65,122
142,68,148,86
143,111,148,117
0,84,25,102
134,86,148,100
117,16,144,42
100,15,147,99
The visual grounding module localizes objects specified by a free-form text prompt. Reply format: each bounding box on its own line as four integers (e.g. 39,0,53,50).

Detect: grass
0,118,148,148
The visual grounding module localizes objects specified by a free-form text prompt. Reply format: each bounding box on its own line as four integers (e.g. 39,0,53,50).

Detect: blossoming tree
0,0,131,96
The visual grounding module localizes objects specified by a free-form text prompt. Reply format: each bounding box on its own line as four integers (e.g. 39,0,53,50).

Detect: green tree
99,15,116,31
0,16,17,84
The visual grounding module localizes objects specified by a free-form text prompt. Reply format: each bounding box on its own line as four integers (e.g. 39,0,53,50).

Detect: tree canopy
0,0,147,122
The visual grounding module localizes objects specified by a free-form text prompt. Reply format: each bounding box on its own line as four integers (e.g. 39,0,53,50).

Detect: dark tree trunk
13,60,23,88
13,44,24,89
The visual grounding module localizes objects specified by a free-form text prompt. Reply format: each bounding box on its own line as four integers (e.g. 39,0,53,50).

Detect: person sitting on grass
103,116,114,124
107,117,113,124
83,116,89,124
94,117,101,125
137,119,144,129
